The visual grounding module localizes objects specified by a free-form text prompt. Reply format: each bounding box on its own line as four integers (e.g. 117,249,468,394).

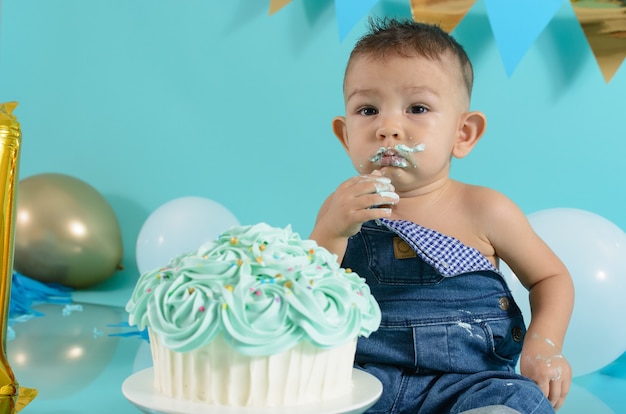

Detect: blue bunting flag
335,0,381,40
485,0,565,76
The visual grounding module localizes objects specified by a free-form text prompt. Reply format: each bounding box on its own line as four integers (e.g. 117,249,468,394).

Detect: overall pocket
360,225,445,286
412,315,524,373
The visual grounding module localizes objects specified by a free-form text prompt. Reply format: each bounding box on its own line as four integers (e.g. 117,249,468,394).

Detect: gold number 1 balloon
0,102,36,412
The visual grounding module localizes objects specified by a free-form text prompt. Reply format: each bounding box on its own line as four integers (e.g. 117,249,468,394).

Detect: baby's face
337,52,470,193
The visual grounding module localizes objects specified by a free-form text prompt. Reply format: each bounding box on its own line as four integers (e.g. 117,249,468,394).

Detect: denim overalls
343,219,554,414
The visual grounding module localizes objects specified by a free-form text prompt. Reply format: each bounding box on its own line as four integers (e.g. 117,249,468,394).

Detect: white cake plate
122,367,382,414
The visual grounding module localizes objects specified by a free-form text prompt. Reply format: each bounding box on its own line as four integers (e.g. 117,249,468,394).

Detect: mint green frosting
126,223,381,356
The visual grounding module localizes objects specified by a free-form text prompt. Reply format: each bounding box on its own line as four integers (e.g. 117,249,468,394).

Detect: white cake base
149,332,357,407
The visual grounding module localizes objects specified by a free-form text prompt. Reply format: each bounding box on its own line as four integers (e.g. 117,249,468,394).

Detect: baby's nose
377,126,402,140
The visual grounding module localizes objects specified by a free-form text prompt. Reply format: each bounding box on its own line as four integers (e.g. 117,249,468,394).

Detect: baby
310,18,574,413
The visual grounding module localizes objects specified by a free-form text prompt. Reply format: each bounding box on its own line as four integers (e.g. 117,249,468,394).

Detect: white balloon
501,208,626,377
136,197,239,274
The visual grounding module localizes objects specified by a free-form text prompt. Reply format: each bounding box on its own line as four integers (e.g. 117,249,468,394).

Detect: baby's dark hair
346,18,474,98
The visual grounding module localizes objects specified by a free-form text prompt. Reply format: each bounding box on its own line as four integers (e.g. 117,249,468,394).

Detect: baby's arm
481,191,574,411
310,171,398,262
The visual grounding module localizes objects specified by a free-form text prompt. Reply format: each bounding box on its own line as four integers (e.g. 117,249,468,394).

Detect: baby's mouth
372,150,409,167
369,143,425,168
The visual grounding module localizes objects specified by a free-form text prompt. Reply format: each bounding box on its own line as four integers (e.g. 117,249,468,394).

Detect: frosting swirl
126,223,381,356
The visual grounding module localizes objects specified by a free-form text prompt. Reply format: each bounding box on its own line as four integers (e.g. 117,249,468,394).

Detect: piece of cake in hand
126,222,381,407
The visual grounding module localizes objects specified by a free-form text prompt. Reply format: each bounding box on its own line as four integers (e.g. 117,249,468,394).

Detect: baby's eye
408,104,427,114
358,107,378,116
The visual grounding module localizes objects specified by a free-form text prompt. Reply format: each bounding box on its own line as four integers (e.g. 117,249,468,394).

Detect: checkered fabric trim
377,218,498,277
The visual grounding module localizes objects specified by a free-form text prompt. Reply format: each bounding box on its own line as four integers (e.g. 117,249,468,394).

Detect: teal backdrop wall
1,0,624,304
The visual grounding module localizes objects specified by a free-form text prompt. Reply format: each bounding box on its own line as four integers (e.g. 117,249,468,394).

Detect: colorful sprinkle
345,268,353,273
230,237,238,245
222,303,227,310
198,306,206,312
225,285,233,292
255,290,261,296
188,287,195,294
285,281,292,289
259,244,266,251
309,249,315,255
146,288,152,293
256,256,264,264
237,259,244,266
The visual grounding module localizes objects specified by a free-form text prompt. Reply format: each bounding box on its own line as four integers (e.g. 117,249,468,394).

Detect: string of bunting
269,0,626,83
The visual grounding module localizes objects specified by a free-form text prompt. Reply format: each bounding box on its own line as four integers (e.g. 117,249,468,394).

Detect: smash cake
126,222,381,407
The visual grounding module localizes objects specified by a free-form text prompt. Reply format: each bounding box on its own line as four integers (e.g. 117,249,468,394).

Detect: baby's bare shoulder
457,182,513,207
455,183,526,229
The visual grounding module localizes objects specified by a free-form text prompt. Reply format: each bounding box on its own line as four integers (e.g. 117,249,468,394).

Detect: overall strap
376,218,499,277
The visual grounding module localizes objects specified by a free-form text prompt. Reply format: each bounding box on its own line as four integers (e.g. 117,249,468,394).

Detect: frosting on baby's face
369,143,426,168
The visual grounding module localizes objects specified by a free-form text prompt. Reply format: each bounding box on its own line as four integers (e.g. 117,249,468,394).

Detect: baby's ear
452,111,487,159
332,116,349,152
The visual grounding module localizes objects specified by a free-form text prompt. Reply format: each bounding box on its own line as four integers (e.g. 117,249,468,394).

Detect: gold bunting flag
409,0,477,33
265,0,626,81
269,0,292,15
571,1,626,83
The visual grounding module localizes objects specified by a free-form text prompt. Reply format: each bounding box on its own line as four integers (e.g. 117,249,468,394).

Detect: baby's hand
519,333,571,411
318,171,399,238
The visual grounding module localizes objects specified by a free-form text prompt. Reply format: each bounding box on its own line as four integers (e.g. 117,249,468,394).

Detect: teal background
1,2,626,413
1,0,624,299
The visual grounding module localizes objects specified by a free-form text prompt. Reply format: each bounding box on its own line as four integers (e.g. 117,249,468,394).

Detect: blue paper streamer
8,272,73,336
108,321,150,342
8,272,73,340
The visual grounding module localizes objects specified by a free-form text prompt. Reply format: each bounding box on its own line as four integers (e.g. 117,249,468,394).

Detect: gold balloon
14,173,124,289
7,303,121,400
